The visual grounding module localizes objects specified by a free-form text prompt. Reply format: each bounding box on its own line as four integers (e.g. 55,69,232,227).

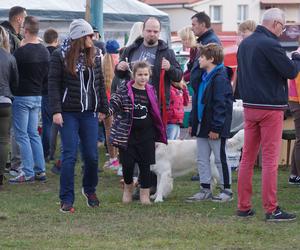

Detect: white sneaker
9,165,22,177
212,190,233,203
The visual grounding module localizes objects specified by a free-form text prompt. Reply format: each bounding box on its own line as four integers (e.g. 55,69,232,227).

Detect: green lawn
1,149,299,250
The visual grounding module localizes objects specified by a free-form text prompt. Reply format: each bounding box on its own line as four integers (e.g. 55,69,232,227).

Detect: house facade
141,0,300,34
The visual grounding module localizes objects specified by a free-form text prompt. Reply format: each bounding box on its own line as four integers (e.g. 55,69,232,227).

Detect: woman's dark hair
65,36,96,76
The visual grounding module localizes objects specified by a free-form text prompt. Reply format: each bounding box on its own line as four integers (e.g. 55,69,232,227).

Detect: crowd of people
0,6,300,221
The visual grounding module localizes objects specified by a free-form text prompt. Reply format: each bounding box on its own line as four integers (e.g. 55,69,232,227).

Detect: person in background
41,28,60,162
48,19,108,213
110,22,144,95
232,20,257,98
177,26,197,83
0,26,19,189
102,39,121,170
0,6,26,54
166,81,189,139
9,16,49,184
237,8,300,221
109,61,167,204
1,6,26,176
287,40,300,185
189,11,221,182
125,22,143,47
92,26,106,54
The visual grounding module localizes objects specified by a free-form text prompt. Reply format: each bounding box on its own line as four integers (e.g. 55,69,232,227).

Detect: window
237,5,249,22
210,5,222,23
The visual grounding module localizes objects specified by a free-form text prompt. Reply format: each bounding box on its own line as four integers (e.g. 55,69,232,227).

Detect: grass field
1,149,299,250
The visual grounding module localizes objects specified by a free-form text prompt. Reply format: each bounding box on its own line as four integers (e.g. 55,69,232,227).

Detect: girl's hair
132,61,152,77
0,26,10,52
65,36,95,76
238,20,257,33
126,22,143,47
102,53,115,91
177,26,197,47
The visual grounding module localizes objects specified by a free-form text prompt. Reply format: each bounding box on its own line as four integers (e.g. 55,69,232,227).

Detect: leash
159,69,167,126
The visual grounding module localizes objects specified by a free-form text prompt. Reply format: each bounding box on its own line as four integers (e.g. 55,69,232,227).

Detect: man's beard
147,39,156,46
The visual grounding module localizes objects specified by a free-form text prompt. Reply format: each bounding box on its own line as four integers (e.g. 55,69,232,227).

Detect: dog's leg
154,171,173,203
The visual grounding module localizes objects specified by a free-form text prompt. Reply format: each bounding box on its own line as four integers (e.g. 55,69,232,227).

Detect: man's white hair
261,8,285,23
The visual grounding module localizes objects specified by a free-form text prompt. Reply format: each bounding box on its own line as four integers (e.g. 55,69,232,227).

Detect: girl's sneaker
60,203,75,213
104,159,120,171
117,166,123,176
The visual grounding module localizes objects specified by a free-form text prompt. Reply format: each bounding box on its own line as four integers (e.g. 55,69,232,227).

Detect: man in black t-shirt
9,16,50,184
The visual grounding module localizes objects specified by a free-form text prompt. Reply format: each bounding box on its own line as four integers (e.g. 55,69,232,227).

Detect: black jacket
48,48,108,115
190,67,233,138
115,38,182,104
0,48,19,98
238,25,300,110
0,21,23,54
189,29,221,90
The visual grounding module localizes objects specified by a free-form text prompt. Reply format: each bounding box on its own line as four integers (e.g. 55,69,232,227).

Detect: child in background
166,81,189,139
102,39,120,171
288,42,300,185
42,28,60,162
187,43,233,202
108,61,167,204
232,20,257,98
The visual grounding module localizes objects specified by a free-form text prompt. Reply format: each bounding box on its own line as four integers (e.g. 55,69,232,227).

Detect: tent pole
85,0,91,22
91,0,104,40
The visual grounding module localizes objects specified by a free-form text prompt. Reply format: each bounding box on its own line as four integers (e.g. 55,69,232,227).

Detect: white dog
150,129,244,202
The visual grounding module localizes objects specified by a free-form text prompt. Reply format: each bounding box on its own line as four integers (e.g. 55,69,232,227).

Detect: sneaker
212,189,233,203
265,207,296,222
81,188,100,208
237,209,256,218
186,189,212,202
9,167,22,177
190,174,200,181
105,159,120,171
51,160,61,175
288,176,300,185
35,172,47,182
9,172,35,184
60,203,75,213
117,166,123,176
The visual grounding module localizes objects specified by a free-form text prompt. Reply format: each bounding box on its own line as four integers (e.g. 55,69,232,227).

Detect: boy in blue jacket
187,43,233,202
